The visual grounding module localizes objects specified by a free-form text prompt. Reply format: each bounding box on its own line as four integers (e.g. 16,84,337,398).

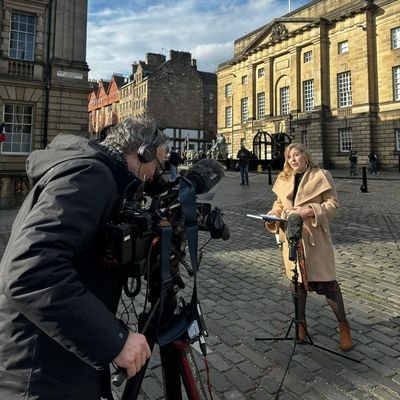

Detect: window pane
1,103,33,154
396,129,400,151
303,80,314,111
393,66,400,101
257,92,265,119
9,13,36,61
2,143,11,152
280,87,290,115
301,131,309,147
225,83,232,97
392,27,400,49
338,41,349,53
225,106,232,127
304,51,312,63
338,71,352,107
339,128,352,151
241,97,248,122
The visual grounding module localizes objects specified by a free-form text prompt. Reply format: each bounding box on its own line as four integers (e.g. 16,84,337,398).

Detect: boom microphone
286,214,303,261
184,158,224,194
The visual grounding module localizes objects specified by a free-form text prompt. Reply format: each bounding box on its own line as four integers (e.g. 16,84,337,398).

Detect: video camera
101,160,229,298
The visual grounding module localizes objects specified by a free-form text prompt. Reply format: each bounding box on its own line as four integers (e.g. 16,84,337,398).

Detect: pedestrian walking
369,151,378,174
264,143,352,351
348,149,358,176
236,144,252,185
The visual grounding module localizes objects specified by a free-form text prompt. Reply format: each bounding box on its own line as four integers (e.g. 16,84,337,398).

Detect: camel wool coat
269,167,338,282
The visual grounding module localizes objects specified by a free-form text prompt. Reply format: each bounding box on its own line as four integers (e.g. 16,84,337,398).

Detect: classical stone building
89,50,217,153
217,0,400,169
0,0,89,207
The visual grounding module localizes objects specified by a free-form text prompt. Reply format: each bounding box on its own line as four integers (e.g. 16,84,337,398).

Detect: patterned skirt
297,239,339,297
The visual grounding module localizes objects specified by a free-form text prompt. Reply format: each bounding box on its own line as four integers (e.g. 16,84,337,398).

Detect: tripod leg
121,358,151,400
120,333,156,399
174,340,209,400
160,343,184,400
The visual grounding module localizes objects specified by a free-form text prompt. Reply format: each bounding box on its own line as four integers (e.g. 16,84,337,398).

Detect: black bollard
267,164,272,185
360,166,368,193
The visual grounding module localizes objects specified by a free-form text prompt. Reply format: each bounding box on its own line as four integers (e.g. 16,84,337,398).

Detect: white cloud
87,0,308,80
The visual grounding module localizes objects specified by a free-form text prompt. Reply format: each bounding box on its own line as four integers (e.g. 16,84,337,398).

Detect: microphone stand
255,238,360,399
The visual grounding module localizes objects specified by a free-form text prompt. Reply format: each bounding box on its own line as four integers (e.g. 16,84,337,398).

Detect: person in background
236,144,252,186
369,151,378,174
348,149,358,176
264,143,352,351
0,116,170,399
168,146,183,181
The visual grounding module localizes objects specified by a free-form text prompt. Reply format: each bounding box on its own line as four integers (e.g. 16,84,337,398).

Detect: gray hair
101,116,168,154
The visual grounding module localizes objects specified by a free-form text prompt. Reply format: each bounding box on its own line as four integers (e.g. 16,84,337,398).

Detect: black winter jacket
0,134,138,399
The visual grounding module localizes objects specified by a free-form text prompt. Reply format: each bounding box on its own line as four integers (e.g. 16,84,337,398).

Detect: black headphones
137,129,158,163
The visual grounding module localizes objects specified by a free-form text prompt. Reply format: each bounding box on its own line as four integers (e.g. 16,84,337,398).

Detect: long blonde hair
279,143,317,180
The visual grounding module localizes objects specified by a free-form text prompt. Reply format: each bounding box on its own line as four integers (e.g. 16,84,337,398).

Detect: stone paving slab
0,169,399,399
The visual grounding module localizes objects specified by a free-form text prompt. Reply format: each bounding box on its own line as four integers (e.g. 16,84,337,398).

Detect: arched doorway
252,130,272,160
251,130,272,171
271,132,291,169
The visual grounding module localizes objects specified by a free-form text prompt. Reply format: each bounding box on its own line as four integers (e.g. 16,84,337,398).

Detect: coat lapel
273,168,332,207
295,168,332,206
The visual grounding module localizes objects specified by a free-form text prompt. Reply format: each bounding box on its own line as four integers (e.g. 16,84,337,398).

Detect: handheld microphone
184,158,224,194
286,214,303,261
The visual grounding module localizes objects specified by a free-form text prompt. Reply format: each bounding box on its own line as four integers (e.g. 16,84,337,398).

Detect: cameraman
0,117,168,400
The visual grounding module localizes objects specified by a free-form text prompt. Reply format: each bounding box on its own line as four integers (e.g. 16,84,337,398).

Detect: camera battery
106,223,133,266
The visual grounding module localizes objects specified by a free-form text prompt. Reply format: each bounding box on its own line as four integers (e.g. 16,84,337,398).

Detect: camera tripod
256,241,360,399
115,296,210,400
112,222,213,400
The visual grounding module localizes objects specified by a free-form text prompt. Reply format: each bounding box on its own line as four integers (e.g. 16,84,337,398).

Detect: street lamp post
230,74,237,159
231,92,234,159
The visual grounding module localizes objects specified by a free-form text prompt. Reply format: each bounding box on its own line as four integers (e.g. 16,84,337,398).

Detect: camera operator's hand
113,332,151,378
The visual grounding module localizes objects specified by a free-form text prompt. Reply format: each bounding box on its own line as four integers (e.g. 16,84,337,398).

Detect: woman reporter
265,143,352,351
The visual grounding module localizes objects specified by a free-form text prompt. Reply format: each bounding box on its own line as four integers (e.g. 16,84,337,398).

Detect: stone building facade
88,74,126,139
0,0,89,207
217,0,400,170
90,50,217,153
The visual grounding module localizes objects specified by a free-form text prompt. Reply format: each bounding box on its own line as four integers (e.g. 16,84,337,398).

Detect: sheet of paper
246,213,287,222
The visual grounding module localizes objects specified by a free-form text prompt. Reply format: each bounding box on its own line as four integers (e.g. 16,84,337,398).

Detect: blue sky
87,0,309,80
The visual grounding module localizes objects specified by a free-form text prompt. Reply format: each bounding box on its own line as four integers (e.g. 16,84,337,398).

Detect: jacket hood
26,133,137,194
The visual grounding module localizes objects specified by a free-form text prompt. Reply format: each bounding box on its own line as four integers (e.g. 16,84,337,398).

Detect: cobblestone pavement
1,170,399,399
